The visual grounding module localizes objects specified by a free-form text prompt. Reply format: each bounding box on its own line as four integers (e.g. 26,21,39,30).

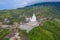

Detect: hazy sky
0,0,60,10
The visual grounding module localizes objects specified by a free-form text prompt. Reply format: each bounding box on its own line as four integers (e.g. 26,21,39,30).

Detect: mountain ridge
23,2,60,8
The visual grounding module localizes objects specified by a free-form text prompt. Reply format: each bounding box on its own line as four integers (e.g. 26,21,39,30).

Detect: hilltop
0,2,60,40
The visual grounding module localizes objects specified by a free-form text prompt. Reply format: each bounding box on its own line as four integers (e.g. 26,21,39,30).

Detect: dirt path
20,32,28,40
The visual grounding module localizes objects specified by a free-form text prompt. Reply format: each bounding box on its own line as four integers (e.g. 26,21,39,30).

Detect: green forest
28,19,60,40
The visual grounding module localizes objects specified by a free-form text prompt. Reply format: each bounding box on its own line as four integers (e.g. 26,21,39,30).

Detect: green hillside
28,19,60,40
0,5,60,24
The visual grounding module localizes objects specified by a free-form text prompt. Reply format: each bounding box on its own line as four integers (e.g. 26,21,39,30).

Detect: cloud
13,0,35,7
13,0,60,8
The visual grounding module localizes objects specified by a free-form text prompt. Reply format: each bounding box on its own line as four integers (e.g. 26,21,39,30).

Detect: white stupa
28,13,38,26
30,13,37,22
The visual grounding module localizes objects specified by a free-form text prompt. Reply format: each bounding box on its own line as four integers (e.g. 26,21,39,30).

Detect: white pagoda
30,13,37,22
28,13,38,26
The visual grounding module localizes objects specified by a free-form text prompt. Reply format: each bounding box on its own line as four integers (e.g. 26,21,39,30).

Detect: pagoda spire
30,13,37,22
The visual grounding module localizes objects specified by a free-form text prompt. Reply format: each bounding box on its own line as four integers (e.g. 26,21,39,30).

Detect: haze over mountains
0,2,60,10
25,2,60,7
0,0,60,10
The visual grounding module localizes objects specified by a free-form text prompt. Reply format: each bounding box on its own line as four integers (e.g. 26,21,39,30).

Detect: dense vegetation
0,29,10,40
28,19,60,40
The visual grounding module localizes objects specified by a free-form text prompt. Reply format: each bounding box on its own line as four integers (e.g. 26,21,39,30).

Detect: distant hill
23,2,60,8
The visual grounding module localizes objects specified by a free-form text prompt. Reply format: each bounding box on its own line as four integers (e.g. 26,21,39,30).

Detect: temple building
19,13,39,32
28,13,38,26
25,16,30,22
